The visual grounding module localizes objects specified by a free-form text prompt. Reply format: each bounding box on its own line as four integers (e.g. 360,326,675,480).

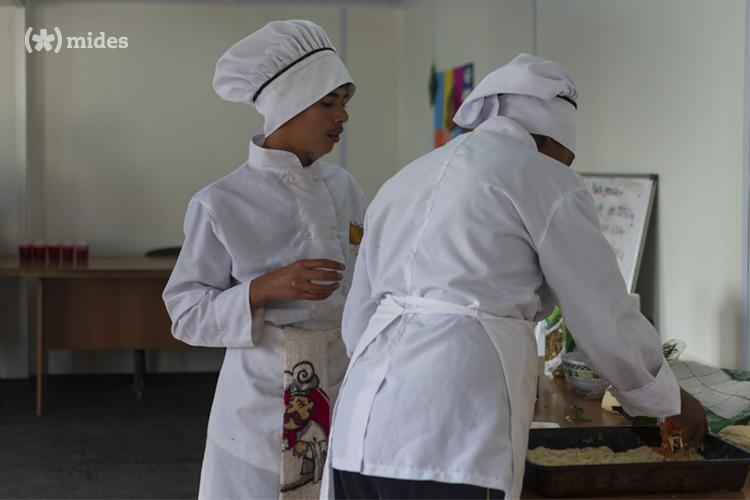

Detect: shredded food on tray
528,421,704,466
527,445,703,466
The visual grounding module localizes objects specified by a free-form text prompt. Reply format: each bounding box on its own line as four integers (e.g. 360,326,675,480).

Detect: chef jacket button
328,228,338,239
287,173,297,185
312,171,321,182
303,230,312,240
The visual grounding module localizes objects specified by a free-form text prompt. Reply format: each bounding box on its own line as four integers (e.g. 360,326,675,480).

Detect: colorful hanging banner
431,62,474,148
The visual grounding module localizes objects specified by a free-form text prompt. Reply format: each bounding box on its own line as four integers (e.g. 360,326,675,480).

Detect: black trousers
333,469,505,500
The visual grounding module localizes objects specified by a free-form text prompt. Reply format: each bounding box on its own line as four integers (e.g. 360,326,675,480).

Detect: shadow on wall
718,292,743,370
0,221,14,255
636,188,659,330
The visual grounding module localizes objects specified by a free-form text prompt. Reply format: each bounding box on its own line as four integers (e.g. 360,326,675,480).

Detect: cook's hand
249,259,345,311
668,388,708,446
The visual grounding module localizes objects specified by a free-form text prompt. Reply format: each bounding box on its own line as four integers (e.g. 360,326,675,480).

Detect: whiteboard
580,174,657,292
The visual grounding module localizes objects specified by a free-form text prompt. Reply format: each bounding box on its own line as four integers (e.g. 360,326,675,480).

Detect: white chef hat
453,53,577,152
213,20,356,137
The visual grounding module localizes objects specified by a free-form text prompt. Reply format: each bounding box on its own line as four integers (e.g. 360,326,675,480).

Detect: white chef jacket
163,135,365,498
330,115,681,493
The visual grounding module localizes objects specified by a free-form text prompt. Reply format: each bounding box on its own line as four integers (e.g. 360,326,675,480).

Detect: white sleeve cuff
610,359,681,418
213,281,264,347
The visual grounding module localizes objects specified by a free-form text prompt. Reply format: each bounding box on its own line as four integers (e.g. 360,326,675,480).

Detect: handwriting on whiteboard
582,176,655,291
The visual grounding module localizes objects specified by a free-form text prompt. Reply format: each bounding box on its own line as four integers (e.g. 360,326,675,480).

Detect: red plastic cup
74,242,89,265
47,242,61,267
61,241,75,265
31,242,47,265
18,242,32,263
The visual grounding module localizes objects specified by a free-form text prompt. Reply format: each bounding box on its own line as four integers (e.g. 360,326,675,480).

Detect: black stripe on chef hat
252,47,336,103
557,95,577,109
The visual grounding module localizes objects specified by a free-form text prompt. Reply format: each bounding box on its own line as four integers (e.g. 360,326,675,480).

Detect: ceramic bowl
561,351,610,397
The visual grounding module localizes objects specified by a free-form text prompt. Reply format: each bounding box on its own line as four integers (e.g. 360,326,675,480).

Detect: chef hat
213,20,356,136
453,53,577,152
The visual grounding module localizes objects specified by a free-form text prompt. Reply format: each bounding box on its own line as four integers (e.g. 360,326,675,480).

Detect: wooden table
0,256,185,415
534,375,631,428
529,374,750,498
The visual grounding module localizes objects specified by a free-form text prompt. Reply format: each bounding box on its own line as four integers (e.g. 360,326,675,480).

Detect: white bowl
561,351,609,397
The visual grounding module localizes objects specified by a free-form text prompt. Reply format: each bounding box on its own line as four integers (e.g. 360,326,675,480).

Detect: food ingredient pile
527,420,703,466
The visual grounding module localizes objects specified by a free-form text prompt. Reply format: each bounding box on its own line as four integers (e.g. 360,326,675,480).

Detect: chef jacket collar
474,115,538,151
248,134,316,170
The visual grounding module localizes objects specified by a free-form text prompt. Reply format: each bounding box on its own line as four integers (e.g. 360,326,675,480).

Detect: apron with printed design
280,326,338,500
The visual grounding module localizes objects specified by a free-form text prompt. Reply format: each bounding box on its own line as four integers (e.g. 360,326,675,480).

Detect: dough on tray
719,425,750,449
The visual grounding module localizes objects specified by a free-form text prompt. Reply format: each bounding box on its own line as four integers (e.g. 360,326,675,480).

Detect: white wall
396,0,747,368
537,0,746,368
26,1,342,255
8,0,749,374
346,5,401,202
20,0,401,375
397,0,533,167
25,0,402,247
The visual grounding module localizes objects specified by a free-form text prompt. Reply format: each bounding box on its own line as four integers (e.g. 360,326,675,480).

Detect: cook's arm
537,188,680,417
163,199,264,348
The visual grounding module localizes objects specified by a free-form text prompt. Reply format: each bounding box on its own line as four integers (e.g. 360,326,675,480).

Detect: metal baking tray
524,426,750,497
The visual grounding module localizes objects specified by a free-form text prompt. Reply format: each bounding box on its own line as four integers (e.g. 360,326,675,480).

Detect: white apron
321,295,538,500
199,324,348,500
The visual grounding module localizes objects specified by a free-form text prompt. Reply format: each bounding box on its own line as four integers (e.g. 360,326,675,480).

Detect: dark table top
0,256,177,278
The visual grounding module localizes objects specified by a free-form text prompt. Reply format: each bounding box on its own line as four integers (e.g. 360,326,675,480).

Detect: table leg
36,278,44,416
